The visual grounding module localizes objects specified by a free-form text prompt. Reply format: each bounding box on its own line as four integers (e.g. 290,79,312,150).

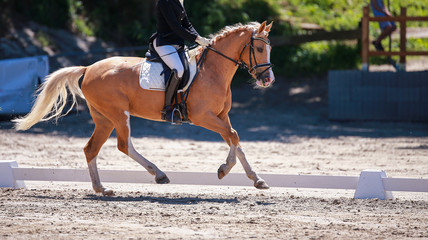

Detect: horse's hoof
217,164,227,179
102,189,115,196
156,175,170,184
254,180,270,190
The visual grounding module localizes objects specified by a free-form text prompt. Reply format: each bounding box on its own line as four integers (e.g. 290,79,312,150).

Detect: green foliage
369,37,428,65
275,0,428,76
3,0,428,76
186,0,281,35
69,0,93,36
273,42,360,76
387,0,428,27
68,0,157,44
408,38,428,51
279,0,428,30
35,31,54,47
279,0,367,31
10,0,70,29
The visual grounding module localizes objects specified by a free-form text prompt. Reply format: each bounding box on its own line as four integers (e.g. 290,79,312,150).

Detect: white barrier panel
1,161,428,199
383,178,428,192
10,167,360,189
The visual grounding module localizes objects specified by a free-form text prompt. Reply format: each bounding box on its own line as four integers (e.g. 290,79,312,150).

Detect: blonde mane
188,22,261,60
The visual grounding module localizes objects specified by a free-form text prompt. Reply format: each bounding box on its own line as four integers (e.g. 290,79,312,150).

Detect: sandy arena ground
1,77,428,239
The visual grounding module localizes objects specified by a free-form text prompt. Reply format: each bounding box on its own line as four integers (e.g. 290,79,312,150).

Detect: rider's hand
196,36,210,47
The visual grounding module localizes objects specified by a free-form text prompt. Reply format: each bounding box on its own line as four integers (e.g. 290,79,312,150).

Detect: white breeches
154,40,185,78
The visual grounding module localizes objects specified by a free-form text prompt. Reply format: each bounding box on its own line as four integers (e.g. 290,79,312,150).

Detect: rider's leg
153,41,184,123
153,41,184,78
162,70,182,123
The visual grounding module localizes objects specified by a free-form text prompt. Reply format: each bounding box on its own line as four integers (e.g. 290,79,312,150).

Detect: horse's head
240,21,275,88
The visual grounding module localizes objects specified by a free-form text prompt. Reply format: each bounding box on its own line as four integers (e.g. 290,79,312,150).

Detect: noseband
205,31,273,81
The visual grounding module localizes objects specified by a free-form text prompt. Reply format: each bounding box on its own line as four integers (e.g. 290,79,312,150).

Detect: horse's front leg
236,146,269,189
194,112,268,189
219,143,269,189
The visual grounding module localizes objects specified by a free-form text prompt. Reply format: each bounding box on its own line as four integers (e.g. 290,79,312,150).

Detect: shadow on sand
1,79,427,142
82,194,241,205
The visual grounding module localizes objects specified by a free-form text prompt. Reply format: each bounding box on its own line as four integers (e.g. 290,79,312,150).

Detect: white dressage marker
1,161,427,200
354,170,393,200
0,161,26,189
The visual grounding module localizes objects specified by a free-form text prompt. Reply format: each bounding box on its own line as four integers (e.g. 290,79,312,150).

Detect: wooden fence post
362,6,370,71
399,7,407,71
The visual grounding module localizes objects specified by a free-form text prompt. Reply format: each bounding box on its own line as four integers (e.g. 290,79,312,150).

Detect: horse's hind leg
84,107,115,196
115,111,169,184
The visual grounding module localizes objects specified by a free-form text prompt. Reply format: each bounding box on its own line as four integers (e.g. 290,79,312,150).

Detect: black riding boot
161,70,182,124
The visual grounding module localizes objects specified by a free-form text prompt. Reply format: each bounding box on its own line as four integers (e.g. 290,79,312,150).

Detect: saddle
145,34,191,90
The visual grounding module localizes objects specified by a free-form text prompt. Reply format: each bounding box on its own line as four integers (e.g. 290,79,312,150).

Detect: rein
180,46,209,103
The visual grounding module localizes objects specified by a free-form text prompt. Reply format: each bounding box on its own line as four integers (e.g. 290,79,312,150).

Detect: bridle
204,30,273,82
180,30,273,109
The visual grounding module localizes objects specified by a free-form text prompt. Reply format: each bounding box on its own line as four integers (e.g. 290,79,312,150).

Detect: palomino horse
14,21,275,195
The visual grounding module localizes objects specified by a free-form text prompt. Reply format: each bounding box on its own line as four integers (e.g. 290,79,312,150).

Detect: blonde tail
13,66,86,131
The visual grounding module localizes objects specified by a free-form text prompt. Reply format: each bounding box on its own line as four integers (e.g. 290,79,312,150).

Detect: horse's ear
258,21,267,33
265,21,273,33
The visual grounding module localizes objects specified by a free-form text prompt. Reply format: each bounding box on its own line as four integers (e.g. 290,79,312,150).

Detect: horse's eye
257,47,264,53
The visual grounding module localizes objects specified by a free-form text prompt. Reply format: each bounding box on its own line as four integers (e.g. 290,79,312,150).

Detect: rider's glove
195,36,210,47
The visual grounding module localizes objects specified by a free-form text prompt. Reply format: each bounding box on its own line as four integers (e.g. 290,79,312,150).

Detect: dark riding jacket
154,0,199,46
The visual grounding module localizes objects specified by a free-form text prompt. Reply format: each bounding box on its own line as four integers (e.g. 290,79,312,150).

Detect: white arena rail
1,161,427,200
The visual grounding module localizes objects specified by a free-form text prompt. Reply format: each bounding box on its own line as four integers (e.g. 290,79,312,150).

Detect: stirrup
171,106,183,125
161,105,182,125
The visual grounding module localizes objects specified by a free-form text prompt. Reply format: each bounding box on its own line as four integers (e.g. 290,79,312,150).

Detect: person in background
370,0,397,51
153,0,210,123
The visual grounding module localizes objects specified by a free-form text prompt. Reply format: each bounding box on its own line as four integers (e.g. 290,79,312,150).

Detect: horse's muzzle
256,72,275,88
256,77,274,88
253,63,274,88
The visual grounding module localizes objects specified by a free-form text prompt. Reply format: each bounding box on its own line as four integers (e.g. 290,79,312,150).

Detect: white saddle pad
139,54,197,92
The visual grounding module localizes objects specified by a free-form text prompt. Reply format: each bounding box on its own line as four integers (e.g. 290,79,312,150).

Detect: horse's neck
203,31,252,86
